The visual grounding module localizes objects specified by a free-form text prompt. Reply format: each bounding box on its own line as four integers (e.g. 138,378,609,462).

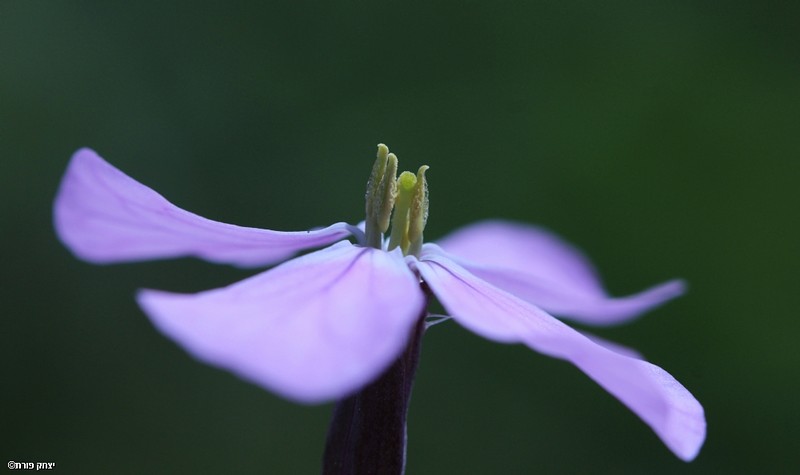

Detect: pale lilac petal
137,242,425,403
579,331,644,360
453,261,685,326
434,221,685,325
54,148,354,266
435,220,604,293
414,252,705,461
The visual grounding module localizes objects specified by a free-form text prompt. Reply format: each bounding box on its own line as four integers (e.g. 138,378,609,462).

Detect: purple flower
54,146,705,462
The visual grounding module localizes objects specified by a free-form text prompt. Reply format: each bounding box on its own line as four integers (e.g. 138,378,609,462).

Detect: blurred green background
2,1,799,473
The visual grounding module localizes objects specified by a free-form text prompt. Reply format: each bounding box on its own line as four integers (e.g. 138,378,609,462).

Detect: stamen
364,144,430,256
364,144,397,249
406,166,429,257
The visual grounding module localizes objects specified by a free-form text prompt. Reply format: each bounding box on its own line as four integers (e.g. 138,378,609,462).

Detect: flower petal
579,331,644,360
137,242,425,403
414,252,705,461
53,148,353,266
434,220,685,325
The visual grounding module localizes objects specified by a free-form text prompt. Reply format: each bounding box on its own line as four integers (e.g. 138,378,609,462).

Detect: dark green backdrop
3,1,798,473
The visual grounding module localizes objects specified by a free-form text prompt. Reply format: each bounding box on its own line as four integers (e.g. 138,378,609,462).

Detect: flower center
364,144,429,256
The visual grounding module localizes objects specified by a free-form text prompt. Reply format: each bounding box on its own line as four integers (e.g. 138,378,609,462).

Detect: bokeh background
2,1,799,473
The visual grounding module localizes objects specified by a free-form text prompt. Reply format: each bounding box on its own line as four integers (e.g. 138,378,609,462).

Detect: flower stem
322,295,428,475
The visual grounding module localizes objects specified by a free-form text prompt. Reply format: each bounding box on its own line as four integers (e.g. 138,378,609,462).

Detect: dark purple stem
322,295,428,475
